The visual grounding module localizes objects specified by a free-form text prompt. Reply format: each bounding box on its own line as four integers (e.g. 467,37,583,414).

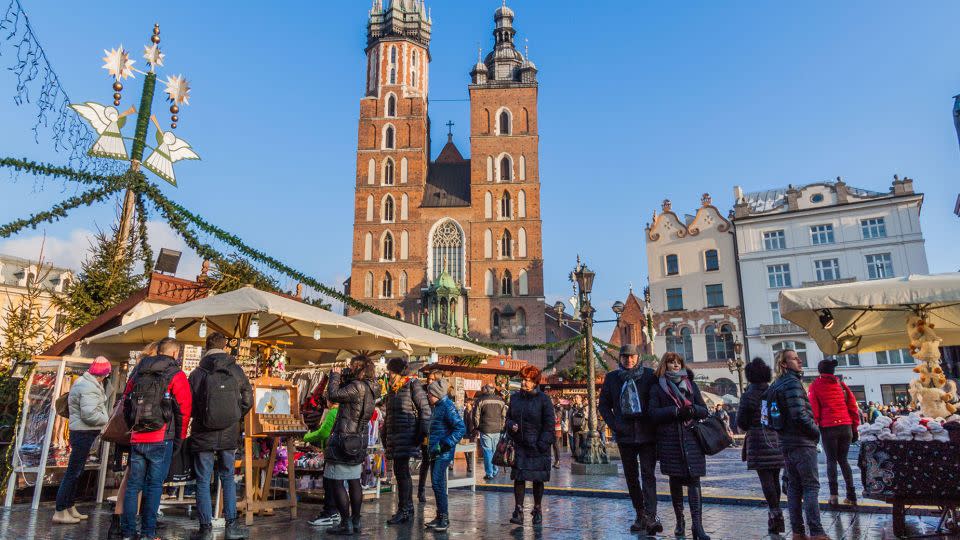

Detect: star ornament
102,46,135,80
163,74,191,105
143,44,165,68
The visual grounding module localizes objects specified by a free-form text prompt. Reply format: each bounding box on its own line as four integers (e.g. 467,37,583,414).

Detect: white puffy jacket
68,372,109,431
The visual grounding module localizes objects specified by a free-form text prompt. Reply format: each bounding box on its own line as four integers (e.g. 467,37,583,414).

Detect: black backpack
570,406,586,431
125,362,173,433
198,364,242,430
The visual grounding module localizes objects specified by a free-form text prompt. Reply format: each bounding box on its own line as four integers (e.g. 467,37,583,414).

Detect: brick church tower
348,1,547,366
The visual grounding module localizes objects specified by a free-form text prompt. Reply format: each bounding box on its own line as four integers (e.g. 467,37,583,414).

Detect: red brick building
346,1,549,366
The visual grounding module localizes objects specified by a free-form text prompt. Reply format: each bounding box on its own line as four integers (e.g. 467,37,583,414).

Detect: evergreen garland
0,181,124,237
134,192,154,277
0,157,113,186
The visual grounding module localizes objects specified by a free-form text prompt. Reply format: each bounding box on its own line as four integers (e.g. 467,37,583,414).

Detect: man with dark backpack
188,333,253,540
598,344,661,535
120,338,192,540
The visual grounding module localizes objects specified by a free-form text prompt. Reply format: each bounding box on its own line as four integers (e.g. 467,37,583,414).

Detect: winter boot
433,514,450,532
326,520,355,536
107,514,123,539
189,524,213,540
224,519,249,540
387,506,411,525
531,506,543,526
52,510,79,524
671,483,685,538
647,514,664,535
509,505,524,525
769,508,785,535
630,514,647,533
689,484,711,540
425,514,444,529
67,506,88,520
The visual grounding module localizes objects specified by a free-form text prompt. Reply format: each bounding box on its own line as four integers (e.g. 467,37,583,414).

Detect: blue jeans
194,449,237,525
55,430,100,511
783,446,824,536
478,433,500,477
122,441,173,538
431,456,452,515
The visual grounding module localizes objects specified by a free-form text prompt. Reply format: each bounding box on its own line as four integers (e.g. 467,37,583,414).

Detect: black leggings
393,457,413,508
513,480,545,508
821,425,855,499
757,468,782,511
418,445,432,495
330,478,363,522
323,477,338,514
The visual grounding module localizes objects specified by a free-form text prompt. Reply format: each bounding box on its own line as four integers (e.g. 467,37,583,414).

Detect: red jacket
808,374,859,429
123,356,192,445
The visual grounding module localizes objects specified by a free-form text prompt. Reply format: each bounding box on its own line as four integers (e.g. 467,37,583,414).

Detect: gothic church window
500,230,513,258
499,155,512,182
382,272,393,298
382,195,395,222
384,125,395,149
386,95,397,117
390,68,397,85
383,159,395,185
501,270,513,296
499,109,511,135
382,232,394,261
431,220,464,284
501,191,512,219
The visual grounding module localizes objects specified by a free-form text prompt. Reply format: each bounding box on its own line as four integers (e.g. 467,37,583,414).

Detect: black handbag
691,416,733,456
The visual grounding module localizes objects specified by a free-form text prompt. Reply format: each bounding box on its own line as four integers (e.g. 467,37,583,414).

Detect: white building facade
732,177,927,404
646,194,745,396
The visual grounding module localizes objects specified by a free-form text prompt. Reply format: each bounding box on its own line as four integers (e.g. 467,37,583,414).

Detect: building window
810,193,825,203
492,310,501,334
767,264,792,288
763,230,786,251
386,95,397,117
704,249,719,272
861,217,887,239
866,253,893,280
665,327,693,363
665,254,679,276
500,230,512,258
770,301,784,324
500,191,512,218
501,271,513,296
705,284,724,307
382,195,395,222
705,324,735,361
382,232,394,261
389,67,396,85
810,224,835,245
500,155,512,181
814,258,840,282
390,45,397,65
431,220,464,284
826,353,860,367
772,341,808,367
384,126,395,149
881,384,911,406
666,288,683,311
383,159,394,185
382,272,393,298
876,348,911,365
499,110,511,135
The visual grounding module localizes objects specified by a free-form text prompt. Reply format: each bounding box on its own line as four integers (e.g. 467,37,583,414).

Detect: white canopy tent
78,286,411,363
779,273,960,355
349,312,499,358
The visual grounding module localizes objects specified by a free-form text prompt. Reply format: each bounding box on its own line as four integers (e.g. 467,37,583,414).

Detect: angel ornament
143,116,199,186
68,102,136,160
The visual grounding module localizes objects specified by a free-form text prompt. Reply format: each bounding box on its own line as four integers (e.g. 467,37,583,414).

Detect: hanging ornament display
163,74,191,129
102,46,135,106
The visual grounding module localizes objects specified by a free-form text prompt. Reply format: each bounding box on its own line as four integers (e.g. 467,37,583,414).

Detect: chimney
785,184,800,211
892,175,915,195
834,176,849,204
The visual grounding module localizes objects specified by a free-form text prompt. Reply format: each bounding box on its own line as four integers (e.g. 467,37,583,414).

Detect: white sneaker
308,513,341,527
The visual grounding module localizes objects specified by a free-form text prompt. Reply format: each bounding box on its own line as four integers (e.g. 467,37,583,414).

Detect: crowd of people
52,335,867,539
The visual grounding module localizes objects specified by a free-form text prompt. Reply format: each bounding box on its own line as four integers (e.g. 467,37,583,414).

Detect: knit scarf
661,370,693,408
390,376,414,394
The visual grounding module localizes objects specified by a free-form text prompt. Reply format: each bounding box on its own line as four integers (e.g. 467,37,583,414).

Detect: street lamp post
570,258,610,467
726,338,745,396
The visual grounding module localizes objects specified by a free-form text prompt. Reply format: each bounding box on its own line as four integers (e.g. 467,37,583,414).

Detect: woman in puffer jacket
808,358,860,506
648,352,710,540
54,357,112,525
382,358,431,525
735,358,785,535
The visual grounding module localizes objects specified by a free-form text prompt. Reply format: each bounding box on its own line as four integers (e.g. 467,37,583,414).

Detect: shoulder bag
493,405,519,467
691,415,733,456
339,381,372,460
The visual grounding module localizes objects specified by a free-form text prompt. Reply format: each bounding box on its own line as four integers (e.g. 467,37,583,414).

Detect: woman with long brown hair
648,352,710,540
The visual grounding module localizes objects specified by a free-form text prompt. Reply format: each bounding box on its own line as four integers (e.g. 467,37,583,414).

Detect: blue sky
2,1,959,334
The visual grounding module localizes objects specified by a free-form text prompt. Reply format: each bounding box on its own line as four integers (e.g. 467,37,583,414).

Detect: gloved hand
429,443,442,460
677,405,693,421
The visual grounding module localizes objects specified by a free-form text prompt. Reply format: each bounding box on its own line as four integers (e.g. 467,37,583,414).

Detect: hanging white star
143,44,165,68
163,74,191,105
102,46,135,80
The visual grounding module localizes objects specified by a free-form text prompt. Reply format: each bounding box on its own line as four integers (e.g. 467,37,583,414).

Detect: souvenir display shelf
4,356,117,509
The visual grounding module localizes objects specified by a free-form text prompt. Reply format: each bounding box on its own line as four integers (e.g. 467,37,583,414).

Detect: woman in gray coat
53,357,112,525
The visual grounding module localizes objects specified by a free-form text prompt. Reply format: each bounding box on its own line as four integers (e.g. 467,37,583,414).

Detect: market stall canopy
701,391,722,409
78,286,411,361
349,312,499,358
779,273,960,355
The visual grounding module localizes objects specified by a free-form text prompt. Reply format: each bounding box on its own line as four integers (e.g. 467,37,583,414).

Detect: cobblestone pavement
473,444,864,502
0,490,952,540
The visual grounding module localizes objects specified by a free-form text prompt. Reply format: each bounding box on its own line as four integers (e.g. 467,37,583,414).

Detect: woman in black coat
324,356,378,535
382,358,431,525
735,358,785,535
504,365,555,527
649,352,710,540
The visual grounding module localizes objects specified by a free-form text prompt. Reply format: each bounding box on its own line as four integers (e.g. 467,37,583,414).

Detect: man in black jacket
769,349,828,540
598,344,662,535
472,385,506,480
188,333,253,540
